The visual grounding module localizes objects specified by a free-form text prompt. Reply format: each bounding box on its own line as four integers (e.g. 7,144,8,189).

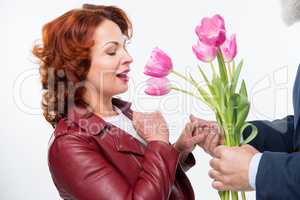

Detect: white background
1,0,299,199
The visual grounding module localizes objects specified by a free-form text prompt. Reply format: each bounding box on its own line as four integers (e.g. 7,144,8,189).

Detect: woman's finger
208,133,220,154
189,132,206,145
203,132,215,153
189,114,210,127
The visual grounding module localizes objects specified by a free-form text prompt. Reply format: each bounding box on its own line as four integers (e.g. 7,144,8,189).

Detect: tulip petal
220,34,237,63
144,47,173,77
192,40,217,62
144,77,171,96
195,14,226,47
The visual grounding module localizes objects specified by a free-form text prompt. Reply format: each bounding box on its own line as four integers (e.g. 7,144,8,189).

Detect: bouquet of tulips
144,14,257,200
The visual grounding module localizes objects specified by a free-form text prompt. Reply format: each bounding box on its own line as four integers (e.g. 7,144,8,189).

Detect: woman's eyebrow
102,40,125,47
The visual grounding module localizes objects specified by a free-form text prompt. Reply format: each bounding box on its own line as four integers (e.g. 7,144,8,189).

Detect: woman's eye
107,52,116,56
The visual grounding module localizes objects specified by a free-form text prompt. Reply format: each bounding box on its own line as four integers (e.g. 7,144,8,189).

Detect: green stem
225,128,231,146
225,191,230,200
241,191,246,200
170,86,203,101
218,191,224,200
219,120,231,147
171,70,195,86
210,62,217,77
232,60,236,74
231,191,238,200
171,70,215,109
227,62,232,81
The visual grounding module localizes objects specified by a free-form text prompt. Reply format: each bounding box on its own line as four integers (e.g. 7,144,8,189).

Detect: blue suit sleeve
256,152,300,200
243,115,294,153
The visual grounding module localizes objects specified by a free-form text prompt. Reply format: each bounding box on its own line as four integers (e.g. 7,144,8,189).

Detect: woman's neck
83,92,118,117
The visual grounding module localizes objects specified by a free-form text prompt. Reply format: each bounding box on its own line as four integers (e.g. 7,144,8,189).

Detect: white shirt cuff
248,152,262,190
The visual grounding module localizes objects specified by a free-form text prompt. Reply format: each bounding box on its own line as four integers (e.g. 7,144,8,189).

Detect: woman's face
85,19,133,98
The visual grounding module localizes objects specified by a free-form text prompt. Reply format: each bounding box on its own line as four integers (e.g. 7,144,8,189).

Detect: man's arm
209,145,300,200
256,151,300,200
243,115,294,152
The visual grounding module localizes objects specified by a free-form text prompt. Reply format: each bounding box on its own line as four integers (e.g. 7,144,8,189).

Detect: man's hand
209,144,259,191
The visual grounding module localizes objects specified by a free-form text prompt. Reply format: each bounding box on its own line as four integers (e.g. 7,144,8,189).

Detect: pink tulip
145,77,171,96
144,47,173,77
192,40,217,62
195,14,226,47
220,34,237,63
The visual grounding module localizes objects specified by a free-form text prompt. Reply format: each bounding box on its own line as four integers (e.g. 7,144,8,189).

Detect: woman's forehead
93,20,125,47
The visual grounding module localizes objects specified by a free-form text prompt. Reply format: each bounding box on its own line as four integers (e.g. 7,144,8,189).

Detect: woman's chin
109,78,129,95
115,85,129,95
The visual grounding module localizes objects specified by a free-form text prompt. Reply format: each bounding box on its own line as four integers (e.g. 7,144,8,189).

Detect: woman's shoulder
47,120,106,185
51,118,82,139
48,118,95,152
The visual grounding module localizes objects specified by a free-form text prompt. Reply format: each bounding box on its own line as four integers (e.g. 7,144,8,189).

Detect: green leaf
230,59,243,93
229,94,240,124
197,65,215,95
214,78,229,123
230,93,250,133
241,123,258,145
211,77,222,103
188,72,198,86
197,65,210,85
198,87,213,105
236,103,250,130
216,49,228,85
239,80,248,98
188,72,216,107
225,108,233,125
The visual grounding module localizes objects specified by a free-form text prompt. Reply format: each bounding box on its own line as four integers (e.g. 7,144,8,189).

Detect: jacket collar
66,98,144,155
67,97,133,134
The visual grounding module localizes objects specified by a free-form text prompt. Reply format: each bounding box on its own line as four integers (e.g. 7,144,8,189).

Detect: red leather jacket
48,98,195,200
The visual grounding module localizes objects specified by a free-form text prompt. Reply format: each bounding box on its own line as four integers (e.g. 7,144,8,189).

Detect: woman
33,4,205,200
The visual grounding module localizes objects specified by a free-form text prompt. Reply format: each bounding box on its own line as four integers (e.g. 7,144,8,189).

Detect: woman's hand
132,111,169,144
190,115,224,156
173,115,207,163
173,115,204,152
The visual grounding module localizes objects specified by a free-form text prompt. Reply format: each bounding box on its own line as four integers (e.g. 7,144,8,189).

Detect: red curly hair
32,4,132,128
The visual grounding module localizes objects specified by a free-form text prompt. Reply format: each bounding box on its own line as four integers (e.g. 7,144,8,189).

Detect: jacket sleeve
242,115,295,153
179,153,196,172
256,151,300,200
48,134,180,200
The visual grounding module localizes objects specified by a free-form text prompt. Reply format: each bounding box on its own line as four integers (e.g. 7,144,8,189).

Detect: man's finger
208,169,223,181
212,181,229,191
209,158,222,171
213,145,226,158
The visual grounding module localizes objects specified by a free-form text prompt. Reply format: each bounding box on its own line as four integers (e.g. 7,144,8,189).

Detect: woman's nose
122,50,133,65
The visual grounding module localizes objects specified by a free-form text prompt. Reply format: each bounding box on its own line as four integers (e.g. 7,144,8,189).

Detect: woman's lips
116,73,129,82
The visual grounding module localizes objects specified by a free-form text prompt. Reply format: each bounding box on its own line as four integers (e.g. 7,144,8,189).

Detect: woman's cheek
103,73,117,88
